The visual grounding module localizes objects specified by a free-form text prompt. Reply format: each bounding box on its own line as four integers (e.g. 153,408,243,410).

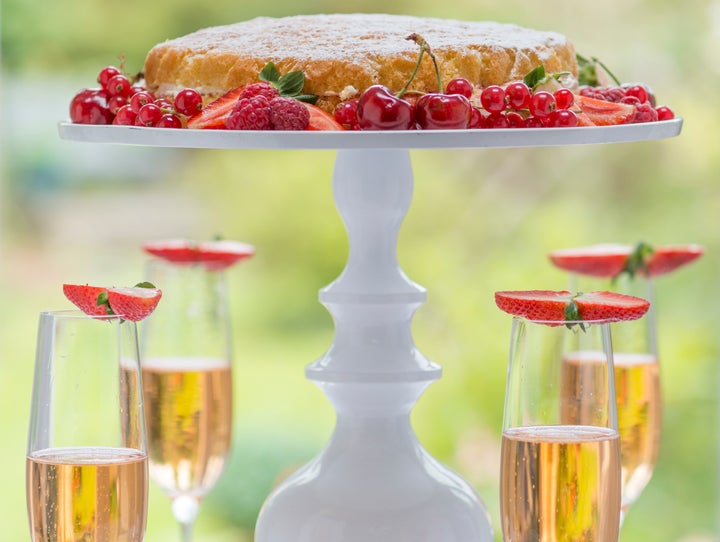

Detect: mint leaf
277,70,305,97
293,94,319,104
523,65,546,89
259,62,281,83
96,291,114,315
134,282,157,289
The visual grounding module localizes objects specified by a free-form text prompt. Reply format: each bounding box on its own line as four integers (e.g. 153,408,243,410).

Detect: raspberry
632,103,659,124
226,96,272,130
579,86,626,103
269,97,310,130
238,82,279,101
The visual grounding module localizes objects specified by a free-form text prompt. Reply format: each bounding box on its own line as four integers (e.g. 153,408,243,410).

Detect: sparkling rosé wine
500,425,621,542
560,350,661,509
26,447,147,542
139,356,232,497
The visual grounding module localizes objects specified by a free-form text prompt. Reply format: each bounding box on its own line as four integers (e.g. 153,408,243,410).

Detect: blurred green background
1,0,718,540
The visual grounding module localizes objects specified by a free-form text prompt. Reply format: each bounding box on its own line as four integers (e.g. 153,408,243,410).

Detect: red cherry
70,88,113,125
174,89,203,116
655,105,674,121
155,114,183,128
446,78,473,99
547,109,579,127
98,66,121,90
356,85,415,130
136,103,163,127
480,85,506,113
529,91,556,118
106,74,132,98
113,105,137,125
415,93,472,130
553,88,574,110
505,82,531,110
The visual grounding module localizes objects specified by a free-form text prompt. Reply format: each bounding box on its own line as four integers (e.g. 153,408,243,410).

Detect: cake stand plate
58,119,682,149
59,121,682,542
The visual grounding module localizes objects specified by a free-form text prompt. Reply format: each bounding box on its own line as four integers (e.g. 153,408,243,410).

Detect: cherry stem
399,33,443,97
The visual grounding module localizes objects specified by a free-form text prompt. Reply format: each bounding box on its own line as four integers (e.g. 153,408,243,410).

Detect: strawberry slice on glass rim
549,242,704,279
495,289,650,326
63,282,162,321
143,238,255,271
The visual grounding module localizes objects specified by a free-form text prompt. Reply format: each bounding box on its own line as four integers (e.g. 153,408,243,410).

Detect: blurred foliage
2,0,720,541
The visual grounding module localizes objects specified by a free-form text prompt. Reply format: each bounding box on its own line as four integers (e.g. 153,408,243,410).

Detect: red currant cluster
334,79,582,130
69,66,203,128
579,84,674,122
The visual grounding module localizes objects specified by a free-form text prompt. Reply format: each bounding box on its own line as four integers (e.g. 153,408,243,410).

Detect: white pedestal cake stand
59,120,682,542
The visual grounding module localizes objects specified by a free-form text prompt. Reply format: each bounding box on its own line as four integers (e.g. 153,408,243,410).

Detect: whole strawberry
269,97,310,130
226,95,272,130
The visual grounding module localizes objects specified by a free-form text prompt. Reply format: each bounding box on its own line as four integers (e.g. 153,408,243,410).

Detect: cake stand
59,120,682,542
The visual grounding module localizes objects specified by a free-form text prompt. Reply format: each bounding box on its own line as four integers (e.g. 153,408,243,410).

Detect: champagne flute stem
172,495,200,542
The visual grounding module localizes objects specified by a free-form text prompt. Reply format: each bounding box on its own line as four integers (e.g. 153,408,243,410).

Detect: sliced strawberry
549,243,704,278
495,290,650,324
549,243,632,278
143,239,255,270
63,284,111,316
575,95,636,126
143,238,201,264
196,240,256,270
186,87,244,129
304,103,345,131
646,244,704,276
106,285,162,322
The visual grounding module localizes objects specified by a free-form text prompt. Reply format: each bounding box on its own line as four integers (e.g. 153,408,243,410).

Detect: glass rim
512,316,613,326
40,309,129,321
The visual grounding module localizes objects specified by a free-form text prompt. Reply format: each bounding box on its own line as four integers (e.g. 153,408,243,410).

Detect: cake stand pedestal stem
254,149,493,542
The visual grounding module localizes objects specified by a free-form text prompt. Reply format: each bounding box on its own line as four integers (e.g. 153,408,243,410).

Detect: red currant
506,111,525,128
334,99,359,128
446,78,473,99
553,88,574,110
113,105,137,125
483,112,510,129
107,95,127,115
136,103,163,127
524,116,545,128
505,82,531,110
480,85,506,113
130,91,155,113
154,98,173,111
468,107,484,129
624,85,649,104
106,74,132,98
155,113,183,128
98,66,121,90
655,105,674,121
174,89,203,116
529,91,556,118
547,109,578,128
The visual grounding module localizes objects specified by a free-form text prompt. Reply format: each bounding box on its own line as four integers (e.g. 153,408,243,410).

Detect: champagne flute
26,310,148,542
568,273,660,524
140,258,233,542
500,317,622,541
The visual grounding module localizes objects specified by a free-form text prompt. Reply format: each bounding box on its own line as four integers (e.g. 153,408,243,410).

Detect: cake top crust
155,14,569,62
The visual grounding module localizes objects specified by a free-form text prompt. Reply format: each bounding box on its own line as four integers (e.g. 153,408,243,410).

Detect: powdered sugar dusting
157,14,568,64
